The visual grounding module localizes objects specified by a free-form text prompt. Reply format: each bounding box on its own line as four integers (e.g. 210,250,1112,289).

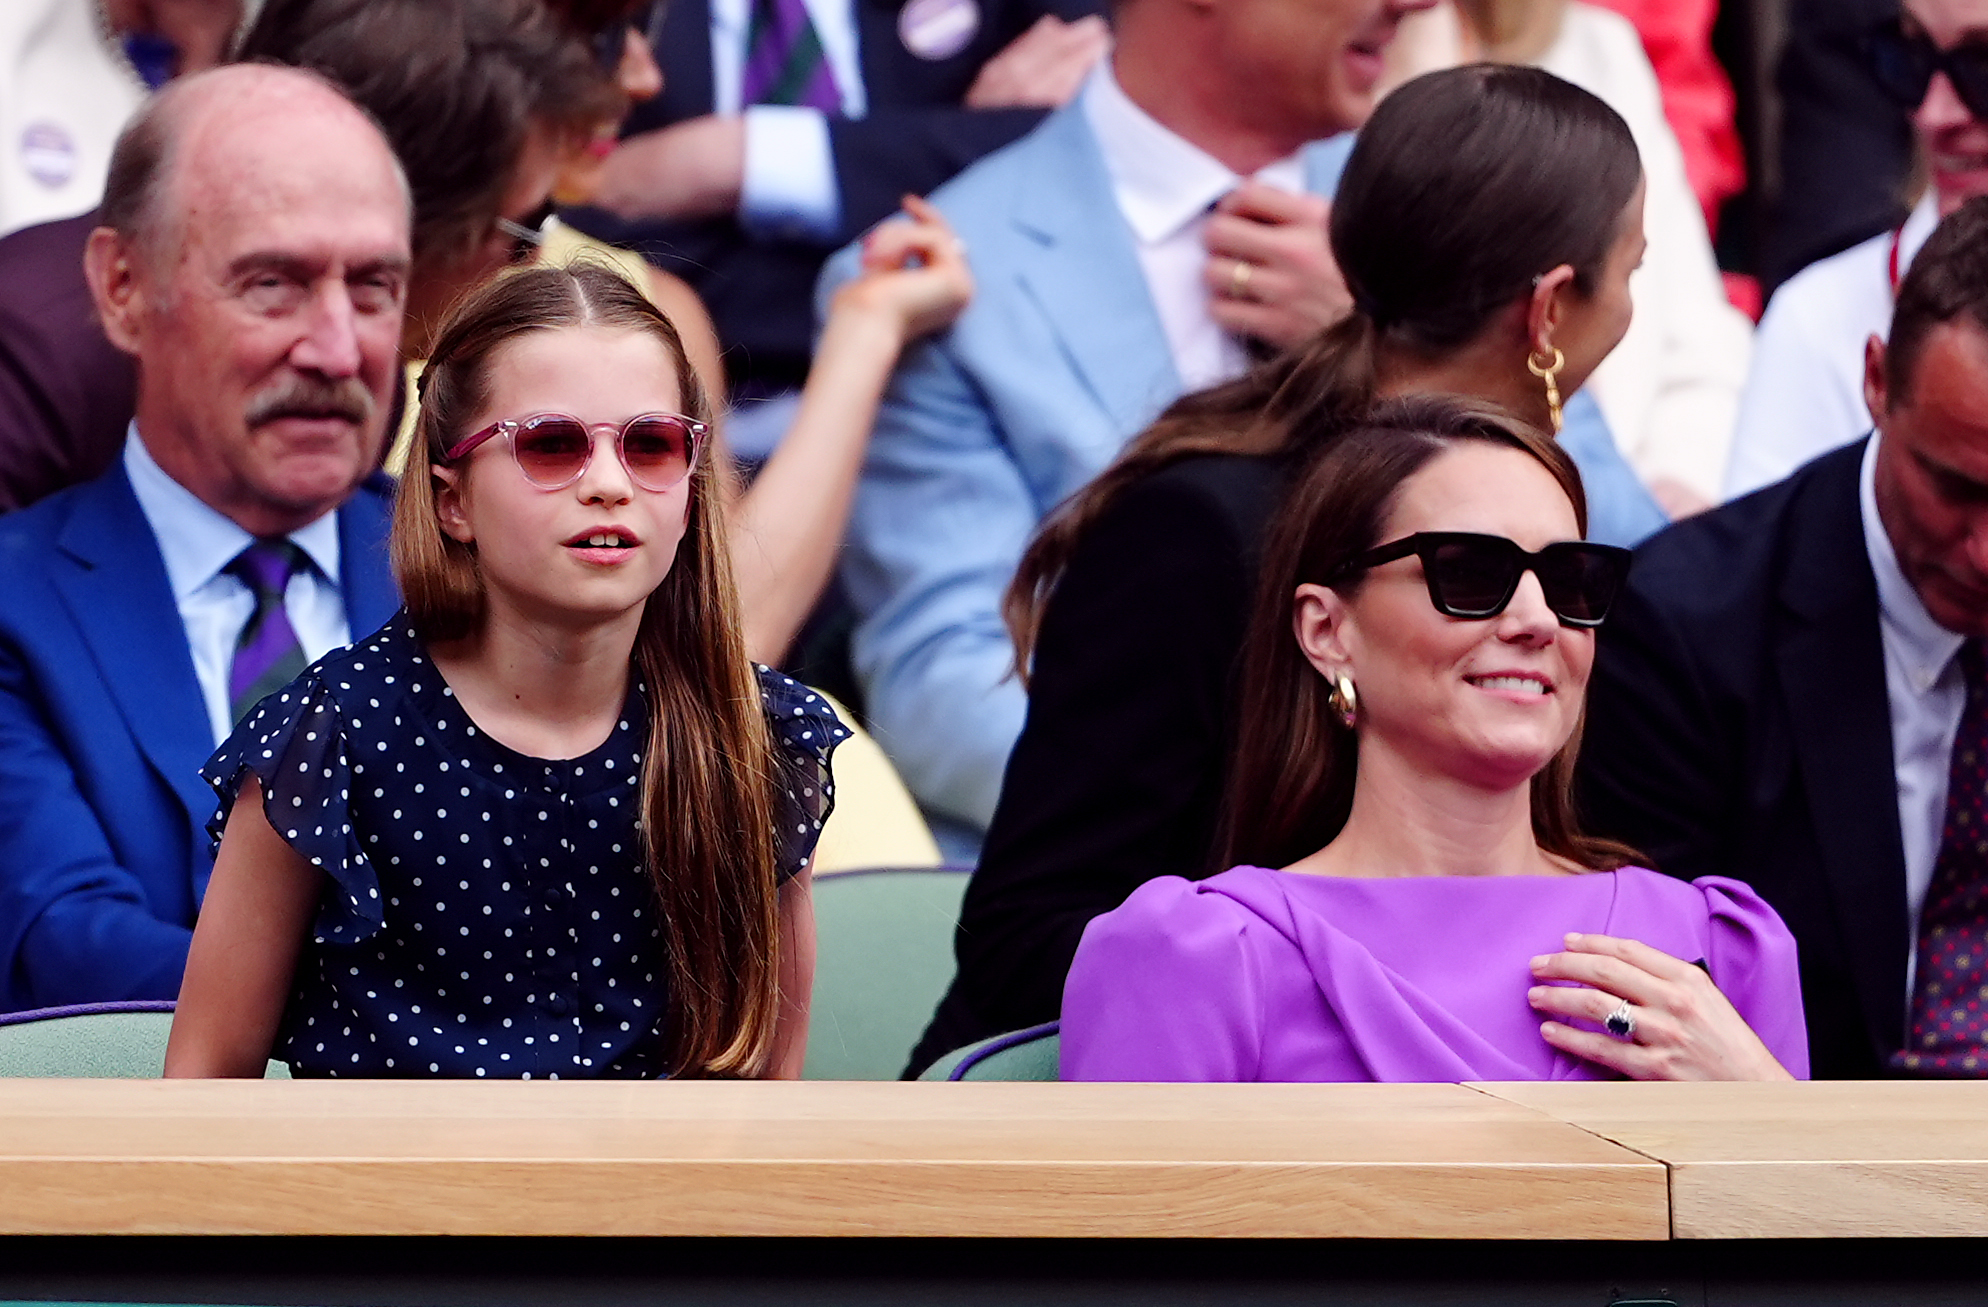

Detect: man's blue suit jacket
819,101,1353,833
0,461,398,1011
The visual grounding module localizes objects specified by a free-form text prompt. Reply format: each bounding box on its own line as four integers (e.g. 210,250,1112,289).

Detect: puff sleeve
1696,874,1810,1079
200,678,384,946
754,666,850,881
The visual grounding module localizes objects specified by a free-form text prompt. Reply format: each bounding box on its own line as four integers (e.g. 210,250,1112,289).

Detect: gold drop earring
1526,346,1565,434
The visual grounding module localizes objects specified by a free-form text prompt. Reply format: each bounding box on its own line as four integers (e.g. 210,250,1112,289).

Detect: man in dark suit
572,0,1108,408
1580,197,1988,1077
0,64,408,1012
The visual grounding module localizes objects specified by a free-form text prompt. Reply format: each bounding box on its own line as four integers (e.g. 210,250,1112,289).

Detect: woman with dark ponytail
910,63,1664,1073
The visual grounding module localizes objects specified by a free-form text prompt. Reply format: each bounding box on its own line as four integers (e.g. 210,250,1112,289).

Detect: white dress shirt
1861,432,1968,1008
1726,191,1940,500
1080,63,1306,392
123,428,351,747
710,0,866,240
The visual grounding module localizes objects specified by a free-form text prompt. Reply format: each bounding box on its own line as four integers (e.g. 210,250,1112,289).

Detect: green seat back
803,866,969,1080
0,1008,175,1077
0,1005,289,1078
918,1023,1060,1081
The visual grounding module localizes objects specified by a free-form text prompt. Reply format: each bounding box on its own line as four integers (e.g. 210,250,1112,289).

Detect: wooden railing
0,1079,1982,1240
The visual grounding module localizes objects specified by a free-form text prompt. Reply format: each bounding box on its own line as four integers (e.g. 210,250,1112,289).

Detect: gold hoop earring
1526,346,1565,434
1328,672,1359,730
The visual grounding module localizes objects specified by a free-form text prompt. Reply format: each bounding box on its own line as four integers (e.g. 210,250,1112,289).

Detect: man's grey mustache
244,376,376,429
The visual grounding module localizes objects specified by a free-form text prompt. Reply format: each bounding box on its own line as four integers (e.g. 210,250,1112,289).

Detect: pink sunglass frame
443,411,708,492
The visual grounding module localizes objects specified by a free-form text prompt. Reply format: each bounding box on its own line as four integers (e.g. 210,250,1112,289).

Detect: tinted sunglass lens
1946,46,1988,119
621,417,693,488
1427,539,1518,617
514,419,592,486
1537,545,1627,626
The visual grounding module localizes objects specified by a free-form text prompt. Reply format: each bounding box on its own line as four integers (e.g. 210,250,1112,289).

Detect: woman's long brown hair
391,261,784,1078
1217,395,1642,874
1005,63,1641,675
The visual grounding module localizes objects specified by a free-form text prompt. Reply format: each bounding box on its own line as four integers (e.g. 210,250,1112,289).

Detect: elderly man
821,0,1430,852
1581,198,1988,1079
0,65,408,1011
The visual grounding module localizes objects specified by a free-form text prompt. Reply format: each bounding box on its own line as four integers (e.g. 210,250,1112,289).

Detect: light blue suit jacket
820,101,1662,835
0,463,398,1011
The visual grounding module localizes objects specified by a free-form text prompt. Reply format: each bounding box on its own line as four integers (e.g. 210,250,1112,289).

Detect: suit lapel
338,475,399,639
1005,106,1179,434
50,467,215,842
1773,441,1910,1057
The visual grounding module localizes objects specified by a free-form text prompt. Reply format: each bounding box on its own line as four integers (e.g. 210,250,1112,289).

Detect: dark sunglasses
1866,20,1988,119
445,412,706,492
1325,531,1632,629
591,1,668,72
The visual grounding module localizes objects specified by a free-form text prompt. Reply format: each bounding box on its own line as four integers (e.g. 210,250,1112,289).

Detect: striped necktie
740,0,842,111
1895,638,1988,1075
227,539,310,725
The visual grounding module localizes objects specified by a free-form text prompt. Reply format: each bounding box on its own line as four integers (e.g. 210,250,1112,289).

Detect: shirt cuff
740,105,842,242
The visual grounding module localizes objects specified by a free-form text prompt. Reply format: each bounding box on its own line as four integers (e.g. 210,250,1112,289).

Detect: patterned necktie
1895,638,1988,1075
740,0,842,111
227,539,309,725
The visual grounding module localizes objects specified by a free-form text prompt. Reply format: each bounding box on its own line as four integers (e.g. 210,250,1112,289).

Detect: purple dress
1060,866,1809,1082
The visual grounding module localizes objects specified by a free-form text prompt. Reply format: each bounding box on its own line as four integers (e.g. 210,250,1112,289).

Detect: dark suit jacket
0,460,399,1011
570,0,1104,393
907,453,1289,1073
0,212,134,513
1577,439,1905,1078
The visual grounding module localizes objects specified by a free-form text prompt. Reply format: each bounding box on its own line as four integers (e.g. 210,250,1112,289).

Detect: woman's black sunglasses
1326,532,1632,629
1866,20,1988,119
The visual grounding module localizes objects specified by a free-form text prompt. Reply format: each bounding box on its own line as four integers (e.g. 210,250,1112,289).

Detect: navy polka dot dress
201,615,849,1079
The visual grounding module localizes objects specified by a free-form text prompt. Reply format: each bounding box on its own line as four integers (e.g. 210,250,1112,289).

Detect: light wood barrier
0,1079,1665,1239
1474,1080,1988,1240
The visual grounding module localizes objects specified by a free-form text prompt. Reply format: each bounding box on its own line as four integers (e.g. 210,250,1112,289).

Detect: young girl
164,263,845,1079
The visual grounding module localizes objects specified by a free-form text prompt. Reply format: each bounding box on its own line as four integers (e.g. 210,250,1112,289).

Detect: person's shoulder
1084,870,1270,960
1628,441,1864,602
0,464,117,587
0,212,96,319
1089,453,1285,554
1755,229,1892,346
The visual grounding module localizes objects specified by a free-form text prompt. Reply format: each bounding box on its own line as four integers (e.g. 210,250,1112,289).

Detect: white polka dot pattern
201,616,851,1079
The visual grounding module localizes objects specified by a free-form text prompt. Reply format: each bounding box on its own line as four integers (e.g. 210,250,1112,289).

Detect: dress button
546,993,570,1017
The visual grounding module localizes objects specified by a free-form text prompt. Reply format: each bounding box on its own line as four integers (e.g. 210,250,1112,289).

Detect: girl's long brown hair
1005,64,1641,675
1218,395,1641,874
391,262,784,1078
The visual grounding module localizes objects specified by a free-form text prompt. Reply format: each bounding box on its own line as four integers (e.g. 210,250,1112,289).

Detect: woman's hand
830,195,974,348
1528,932,1795,1081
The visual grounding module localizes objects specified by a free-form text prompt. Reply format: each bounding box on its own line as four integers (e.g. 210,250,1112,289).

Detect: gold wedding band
1229,259,1253,300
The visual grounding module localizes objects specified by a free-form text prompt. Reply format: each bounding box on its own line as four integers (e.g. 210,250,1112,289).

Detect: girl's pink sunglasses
444,412,707,492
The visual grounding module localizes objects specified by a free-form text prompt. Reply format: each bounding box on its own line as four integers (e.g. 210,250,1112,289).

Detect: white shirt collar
1080,61,1307,246
1861,432,1966,694
123,424,342,601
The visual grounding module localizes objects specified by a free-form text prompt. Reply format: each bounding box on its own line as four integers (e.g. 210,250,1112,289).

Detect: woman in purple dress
1061,398,1808,1082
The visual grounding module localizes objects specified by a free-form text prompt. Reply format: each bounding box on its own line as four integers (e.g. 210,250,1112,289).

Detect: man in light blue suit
821,0,1448,841
0,66,410,1011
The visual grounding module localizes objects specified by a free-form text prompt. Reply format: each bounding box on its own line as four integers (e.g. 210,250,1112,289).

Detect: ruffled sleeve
1695,875,1810,1079
200,677,384,946
754,665,850,882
